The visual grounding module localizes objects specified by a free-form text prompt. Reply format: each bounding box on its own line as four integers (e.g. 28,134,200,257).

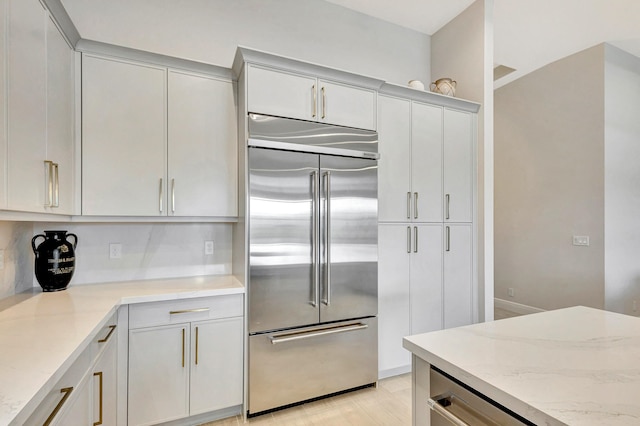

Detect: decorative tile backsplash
0,221,233,300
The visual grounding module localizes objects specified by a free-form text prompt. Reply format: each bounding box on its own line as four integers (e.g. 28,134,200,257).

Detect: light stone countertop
0,275,244,426
403,306,640,425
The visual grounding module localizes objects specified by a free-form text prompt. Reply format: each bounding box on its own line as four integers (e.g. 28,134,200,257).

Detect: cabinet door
0,0,6,208
377,95,411,222
443,224,473,328
128,324,189,426
7,0,47,212
318,80,376,130
168,71,237,216
247,65,316,121
412,103,443,222
190,317,243,415
46,17,74,214
82,55,166,216
92,335,117,426
378,224,411,373
443,109,473,222
51,375,92,426
410,224,443,335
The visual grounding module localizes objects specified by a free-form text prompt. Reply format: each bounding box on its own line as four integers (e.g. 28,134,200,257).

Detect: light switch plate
572,236,590,246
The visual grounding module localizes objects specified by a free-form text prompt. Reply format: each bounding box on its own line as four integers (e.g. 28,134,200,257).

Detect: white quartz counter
403,306,640,425
0,275,244,426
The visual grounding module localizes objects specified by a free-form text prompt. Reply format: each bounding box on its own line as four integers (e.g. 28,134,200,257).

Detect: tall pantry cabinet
377,84,479,377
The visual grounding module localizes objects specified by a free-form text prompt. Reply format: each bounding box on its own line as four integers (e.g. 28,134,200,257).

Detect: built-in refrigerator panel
248,148,320,333
319,155,378,323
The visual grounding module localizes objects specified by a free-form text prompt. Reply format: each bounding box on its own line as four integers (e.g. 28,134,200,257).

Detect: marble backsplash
0,221,233,300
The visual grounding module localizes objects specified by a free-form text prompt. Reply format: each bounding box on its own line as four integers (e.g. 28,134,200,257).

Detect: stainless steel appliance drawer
430,366,534,426
249,317,377,414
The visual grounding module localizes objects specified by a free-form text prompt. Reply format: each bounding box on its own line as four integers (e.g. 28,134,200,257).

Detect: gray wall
60,0,431,86
604,45,640,314
494,45,605,311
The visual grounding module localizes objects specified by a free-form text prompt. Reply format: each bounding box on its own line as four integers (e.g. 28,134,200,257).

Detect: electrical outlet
109,243,122,259
0,249,4,270
204,241,214,255
508,288,515,297
572,235,590,246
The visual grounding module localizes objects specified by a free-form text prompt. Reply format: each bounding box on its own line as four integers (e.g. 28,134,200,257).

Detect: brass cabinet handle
181,328,185,368
195,326,199,365
93,372,103,426
171,178,176,213
44,160,53,207
312,84,317,118
53,163,60,208
98,325,116,343
407,226,411,254
43,387,73,426
321,86,326,119
169,308,209,315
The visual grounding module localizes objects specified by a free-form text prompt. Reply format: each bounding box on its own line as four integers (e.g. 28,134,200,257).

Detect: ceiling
326,0,640,88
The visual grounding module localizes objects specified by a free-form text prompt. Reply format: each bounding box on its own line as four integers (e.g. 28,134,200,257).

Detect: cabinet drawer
129,294,243,329
89,310,118,360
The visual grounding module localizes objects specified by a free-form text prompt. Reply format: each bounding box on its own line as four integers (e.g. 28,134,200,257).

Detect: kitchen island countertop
403,306,640,425
0,275,244,426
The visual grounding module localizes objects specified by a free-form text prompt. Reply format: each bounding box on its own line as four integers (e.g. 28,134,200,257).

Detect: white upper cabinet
82,55,167,216
167,70,237,217
82,54,238,217
246,64,376,130
7,0,47,213
444,108,474,223
5,0,75,214
377,95,411,222
45,16,74,214
377,95,443,223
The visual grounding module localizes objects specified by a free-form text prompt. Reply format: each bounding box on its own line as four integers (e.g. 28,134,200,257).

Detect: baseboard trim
379,365,411,380
495,298,546,315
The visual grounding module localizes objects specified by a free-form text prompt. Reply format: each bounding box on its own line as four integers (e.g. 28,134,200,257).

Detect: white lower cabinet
128,295,244,426
444,224,473,329
378,224,443,376
24,313,118,426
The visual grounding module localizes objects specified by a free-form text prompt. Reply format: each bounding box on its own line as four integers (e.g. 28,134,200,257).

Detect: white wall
494,45,605,311
430,0,493,321
59,0,431,86
604,45,640,314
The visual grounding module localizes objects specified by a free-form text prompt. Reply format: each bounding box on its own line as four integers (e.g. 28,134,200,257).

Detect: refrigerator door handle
322,171,332,306
311,171,319,307
269,323,368,344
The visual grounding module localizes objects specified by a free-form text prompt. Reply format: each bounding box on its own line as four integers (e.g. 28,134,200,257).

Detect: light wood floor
201,373,412,426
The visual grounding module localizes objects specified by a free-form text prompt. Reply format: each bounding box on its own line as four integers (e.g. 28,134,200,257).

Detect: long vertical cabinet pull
44,160,53,207
323,171,332,306
414,226,418,253
159,178,164,213
446,226,451,252
321,86,326,119
181,328,185,368
93,372,104,425
171,178,176,213
195,326,199,365
414,192,418,219
311,171,319,307
445,194,450,220
407,192,411,219
312,85,317,118
407,227,411,253
53,163,60,207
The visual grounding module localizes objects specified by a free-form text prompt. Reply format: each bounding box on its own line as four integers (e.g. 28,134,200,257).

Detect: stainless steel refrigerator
247,114,378,415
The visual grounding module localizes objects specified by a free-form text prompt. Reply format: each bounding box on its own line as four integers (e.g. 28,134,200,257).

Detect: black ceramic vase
31,230,78,292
